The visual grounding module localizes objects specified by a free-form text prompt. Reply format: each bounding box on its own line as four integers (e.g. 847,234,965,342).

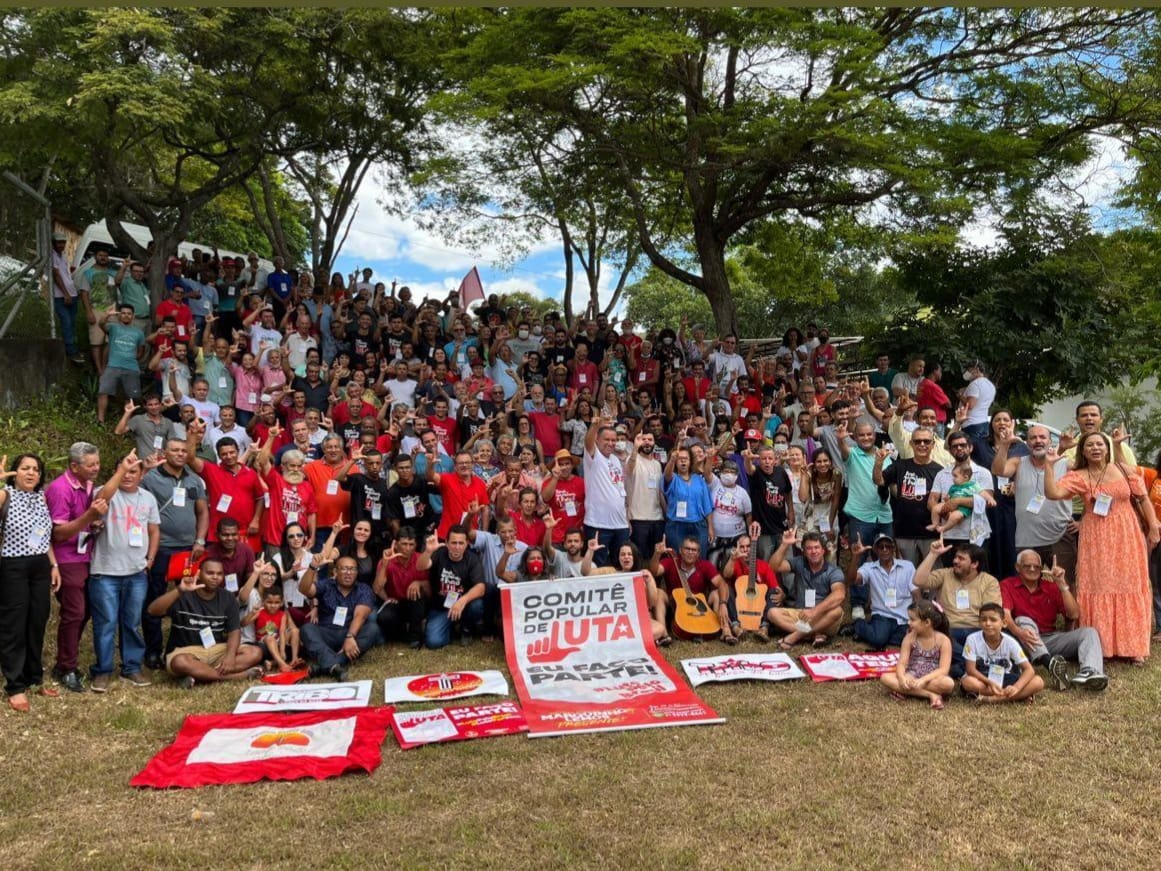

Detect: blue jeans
665,519,709,564
962,423,992,468
629,520,666,561
843,517,893,609
424,598,485,649
89,572,147,677
54,296,78,356
584,525,630,569
301,620,381,671
853,613,907,651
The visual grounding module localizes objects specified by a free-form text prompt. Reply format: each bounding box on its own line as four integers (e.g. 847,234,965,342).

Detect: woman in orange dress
1044,432,1160,662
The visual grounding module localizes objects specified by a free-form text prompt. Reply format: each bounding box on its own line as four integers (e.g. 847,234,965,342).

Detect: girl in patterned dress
881,600,954,710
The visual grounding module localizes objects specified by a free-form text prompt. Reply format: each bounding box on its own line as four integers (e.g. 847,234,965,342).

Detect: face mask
962,369,974,381
639,444,654,455
518,329,529,339
526,559,544,575
720,473,738,486
615,440,628,453
532,326,542,336
663,336,674,345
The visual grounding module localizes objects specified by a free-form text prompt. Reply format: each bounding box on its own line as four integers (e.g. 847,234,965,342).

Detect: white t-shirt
387,377,418,409
963,377,996,427
707,350,746,391
185,397,221,428
274,551,312,607
932,462,994,542
250,325,283,365
710,479,751,538
962,630,1027,681
582,445,628,529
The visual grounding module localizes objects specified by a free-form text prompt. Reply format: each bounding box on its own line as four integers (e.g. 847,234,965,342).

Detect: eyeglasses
911,439,934,445
1017,562,1042,570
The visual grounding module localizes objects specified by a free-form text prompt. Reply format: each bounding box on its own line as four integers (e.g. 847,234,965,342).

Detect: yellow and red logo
250,730,311,749
407,672,483,699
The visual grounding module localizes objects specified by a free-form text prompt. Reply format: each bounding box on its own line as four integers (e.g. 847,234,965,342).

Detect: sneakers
329,664,349,683
144,654,164,672
177,676,196,690
53,669,86,693
121,672,152,688
91,674,111,693
1047,655,1071,692
1071,667,1109,691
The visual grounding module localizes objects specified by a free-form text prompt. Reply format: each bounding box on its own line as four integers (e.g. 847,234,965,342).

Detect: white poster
188,717,357,764
680,653,806,687
384,670,510,704
233,680,373,714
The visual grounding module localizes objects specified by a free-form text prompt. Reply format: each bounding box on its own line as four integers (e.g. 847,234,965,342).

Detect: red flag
457,266,484,308
130,707,395,789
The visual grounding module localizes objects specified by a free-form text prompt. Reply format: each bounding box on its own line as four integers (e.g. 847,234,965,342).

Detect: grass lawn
2,625,1159,871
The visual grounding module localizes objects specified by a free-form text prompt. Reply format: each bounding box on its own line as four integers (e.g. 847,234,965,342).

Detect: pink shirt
44,470,94,564
231,364,263,412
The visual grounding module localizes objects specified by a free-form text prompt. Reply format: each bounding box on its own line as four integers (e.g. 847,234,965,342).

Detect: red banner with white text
389,701,528,750
501,572,724,737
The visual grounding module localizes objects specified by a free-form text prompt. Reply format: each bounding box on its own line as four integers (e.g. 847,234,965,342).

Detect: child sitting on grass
881,600,955,710
244,588,302,672
961,602,1044,704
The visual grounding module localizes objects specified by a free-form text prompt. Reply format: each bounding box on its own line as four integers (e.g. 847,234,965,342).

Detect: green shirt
203,355,235,407
107,322,145,370
118,277,151,318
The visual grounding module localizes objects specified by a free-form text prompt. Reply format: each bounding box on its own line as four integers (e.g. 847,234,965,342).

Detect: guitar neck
746,547,758,594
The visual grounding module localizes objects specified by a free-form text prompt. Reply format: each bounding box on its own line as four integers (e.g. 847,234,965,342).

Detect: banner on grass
501,572,723,737
680,653,806,687
800,651,900,682
384,670,509,704
130,707,395,789
390,701,527,750
233,680,373,714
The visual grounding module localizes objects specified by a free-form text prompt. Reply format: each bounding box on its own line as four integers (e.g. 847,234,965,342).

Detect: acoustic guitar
733,544,768,632
672,565,721,640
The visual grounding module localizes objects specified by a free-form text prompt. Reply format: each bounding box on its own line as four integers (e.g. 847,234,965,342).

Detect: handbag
1116,462,1149,535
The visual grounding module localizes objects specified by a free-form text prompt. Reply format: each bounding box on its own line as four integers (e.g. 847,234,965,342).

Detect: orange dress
1058,469,1150,658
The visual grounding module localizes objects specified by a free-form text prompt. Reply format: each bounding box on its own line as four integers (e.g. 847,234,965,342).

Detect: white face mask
962,369,974,381
518,329,529,340
615,440,628,453
663,336,674,345
532,326,542,336
720,473,738,486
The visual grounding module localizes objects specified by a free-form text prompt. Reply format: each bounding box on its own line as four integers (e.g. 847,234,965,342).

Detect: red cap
744,429,762,441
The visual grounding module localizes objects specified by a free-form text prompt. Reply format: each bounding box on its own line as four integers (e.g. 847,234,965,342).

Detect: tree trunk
559,218,575,327
691,217,737,336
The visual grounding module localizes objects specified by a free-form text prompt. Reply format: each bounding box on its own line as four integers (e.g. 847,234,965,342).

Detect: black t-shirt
165,588,240,653
881,458,942,539
346,326,380,364
748,466,794,535
386,478,437,537
427,547,484,607
544,344,574,368
291,376,331,414
344,474,393,533
382,328,409,360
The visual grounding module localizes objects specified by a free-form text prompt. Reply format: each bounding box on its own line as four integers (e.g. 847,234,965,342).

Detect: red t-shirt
542,474,585,543
512,513,547,548
255,609,282,639
331,401,377,428
304,459,351,528
630,358,659,388
198,461,265,541
659,556,720,596
437,472,489,538
156,300,194,343
1000,575,1065,635
726,557,780,594
261,468,318,546
569,360,599,392
383,552,427,601
426,414,460,455
681,376,712,403
916,378,951,423
528,411,562,458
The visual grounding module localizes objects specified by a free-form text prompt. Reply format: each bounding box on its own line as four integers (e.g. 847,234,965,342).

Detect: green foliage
1105,383,1161,468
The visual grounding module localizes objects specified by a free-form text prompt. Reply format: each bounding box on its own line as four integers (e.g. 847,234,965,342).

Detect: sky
331,133,1140,317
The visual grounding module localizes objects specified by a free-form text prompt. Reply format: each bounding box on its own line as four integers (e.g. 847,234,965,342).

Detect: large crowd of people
5,238,1155,711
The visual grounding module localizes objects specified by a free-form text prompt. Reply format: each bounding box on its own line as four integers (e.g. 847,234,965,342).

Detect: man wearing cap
845,533,918,650
51,231,84,362
542,450,585,542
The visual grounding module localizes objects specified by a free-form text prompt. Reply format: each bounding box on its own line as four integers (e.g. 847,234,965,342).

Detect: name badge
127,526,144,548
638,371,647,382
199,626,216,649
913,479,927,497
176,325,188,339
332,605,348,626
263,492,270,508
443,590,460,608
27,526,49,550
216,494,233,513
77,530,89,554
225,573,238,593
997,476,1010,490
804,590,817,608
739,408,748,418
955,588,970,610
564,501,577,516
676,500,688,519
218,376,228,389
646,476,659,490
818,516,831,533
578,374,587,384
1025,494,1045,515
172,487,187,507
153,436,163,450
987,663,1006,688
286,511,298,524
403,498,417,519
326,479,339,496
885,586,898,608
370,503,381,521
1093,493,1112,517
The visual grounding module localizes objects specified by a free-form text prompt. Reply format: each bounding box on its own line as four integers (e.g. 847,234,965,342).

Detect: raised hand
124,398,138,415
587,534,604,553
929,537,952,556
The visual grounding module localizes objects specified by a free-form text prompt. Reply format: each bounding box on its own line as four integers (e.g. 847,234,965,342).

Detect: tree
450,7,1151,334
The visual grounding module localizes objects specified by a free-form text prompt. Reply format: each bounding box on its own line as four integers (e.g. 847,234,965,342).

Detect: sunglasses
287,532,306,539
911,439,934,445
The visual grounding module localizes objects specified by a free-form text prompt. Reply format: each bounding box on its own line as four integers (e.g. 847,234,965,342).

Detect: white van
70,220,275,275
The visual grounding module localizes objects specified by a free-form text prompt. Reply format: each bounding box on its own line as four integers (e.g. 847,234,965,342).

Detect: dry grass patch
1,630,1159,871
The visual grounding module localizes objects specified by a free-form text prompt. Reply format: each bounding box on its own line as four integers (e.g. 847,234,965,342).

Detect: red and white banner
680,653,805,687
800,651,900,682
130,707,395,789
389,701,527,750
233,680,373,714
501,572,723,737
384,670,509,704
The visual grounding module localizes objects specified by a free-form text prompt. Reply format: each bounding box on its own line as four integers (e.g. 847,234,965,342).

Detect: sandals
777,639,794,651
812,634,828,648
754,625,770,643
723,632,739,646
929,695,945,711
889,691,906,702
7,693,30,712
